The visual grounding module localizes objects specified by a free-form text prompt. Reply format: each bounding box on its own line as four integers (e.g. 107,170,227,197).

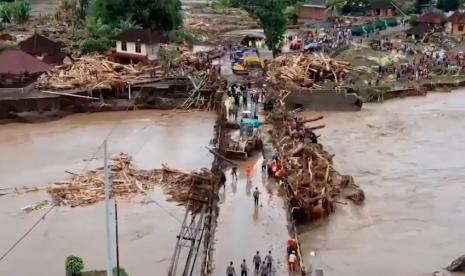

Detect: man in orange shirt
245,165,253,184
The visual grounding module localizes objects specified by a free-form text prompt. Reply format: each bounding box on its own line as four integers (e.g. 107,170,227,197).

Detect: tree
414,0,431,13
284,5,298,25
92,0,183,30
81,16,115,54
65,255,84,276
233,0,289,57
437,0,459,12
326,0,346,16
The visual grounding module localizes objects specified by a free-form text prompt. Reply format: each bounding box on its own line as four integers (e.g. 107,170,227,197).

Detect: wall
146,43,161,60
116,41,147,56
452,23,465,35
298,6,328,21
285,89,363,111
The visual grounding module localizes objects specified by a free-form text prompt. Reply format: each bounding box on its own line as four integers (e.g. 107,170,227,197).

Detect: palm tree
326,0,347,17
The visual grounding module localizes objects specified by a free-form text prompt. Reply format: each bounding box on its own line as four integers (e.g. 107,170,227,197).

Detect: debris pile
268,53,351,89
269,107,364,221
37,55,155,90
47,153,215,211
185,15,259,44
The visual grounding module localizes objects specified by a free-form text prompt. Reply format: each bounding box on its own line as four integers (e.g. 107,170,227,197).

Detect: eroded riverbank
299,90,465,276
0,110,215,276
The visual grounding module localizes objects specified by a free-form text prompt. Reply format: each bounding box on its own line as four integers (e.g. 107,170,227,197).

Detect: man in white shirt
288,250,297,272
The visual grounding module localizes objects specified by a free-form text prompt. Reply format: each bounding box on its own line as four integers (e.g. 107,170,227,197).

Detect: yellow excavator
232,55,265,75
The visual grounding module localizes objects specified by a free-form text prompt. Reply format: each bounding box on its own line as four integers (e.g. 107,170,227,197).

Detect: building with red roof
0,49,51,88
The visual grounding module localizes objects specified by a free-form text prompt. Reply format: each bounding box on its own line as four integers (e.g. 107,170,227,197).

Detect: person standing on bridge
253,187,260,207
265,251,273,273
245,165,253,184
253,251,261,273
288,250,297,272
231,167,238,182
240,259,248,276
226,261,236,276
260,261,268,276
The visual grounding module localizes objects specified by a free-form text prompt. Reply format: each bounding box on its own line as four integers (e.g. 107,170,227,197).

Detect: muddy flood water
300,90,465,276
0,110,215,276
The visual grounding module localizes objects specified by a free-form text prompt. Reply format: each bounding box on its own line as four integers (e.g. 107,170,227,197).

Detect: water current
300,91,465,276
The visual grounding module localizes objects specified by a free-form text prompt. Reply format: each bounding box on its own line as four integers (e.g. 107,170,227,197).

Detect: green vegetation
0,1,31,24
92,0,183,31
402,4,416,15
112,267,130,276
409,14,419,26
226,0,305,57
284,5,298,24
65,255,130,276
437,0,459,12
65,255,84,276
326,0,346,16
80,16,115,54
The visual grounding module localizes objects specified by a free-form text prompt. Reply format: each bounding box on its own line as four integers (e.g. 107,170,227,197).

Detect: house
417,11,446,27
367,0,396,17
112,28,169,64
298,0,328,22
0,49,51,88
405,24,441,39
19,33,72,66
447,10,465,35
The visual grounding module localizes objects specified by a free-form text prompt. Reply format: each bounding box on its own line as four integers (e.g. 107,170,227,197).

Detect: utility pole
104,140,114,276
115,200,120,276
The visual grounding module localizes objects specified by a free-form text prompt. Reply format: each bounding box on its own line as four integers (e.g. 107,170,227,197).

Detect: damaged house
0,49,51,88
19,33,73,66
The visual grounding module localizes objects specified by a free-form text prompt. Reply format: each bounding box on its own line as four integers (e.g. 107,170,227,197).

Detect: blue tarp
241,118,262,128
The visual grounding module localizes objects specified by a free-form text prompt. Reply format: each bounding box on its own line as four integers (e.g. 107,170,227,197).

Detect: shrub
113,267,129,276
66,255,84,276
409,14,419,26
0,1,31,24
81,37,113,54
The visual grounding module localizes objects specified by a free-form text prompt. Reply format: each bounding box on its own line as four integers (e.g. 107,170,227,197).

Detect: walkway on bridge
212,113,299,276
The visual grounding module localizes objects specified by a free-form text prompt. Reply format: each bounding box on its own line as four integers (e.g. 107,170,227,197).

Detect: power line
0,126,115,263
0,204,56,262
0,89,158,262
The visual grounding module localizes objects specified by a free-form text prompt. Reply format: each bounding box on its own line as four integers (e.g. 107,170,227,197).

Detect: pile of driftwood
179,48,224,74
47,153,215,211
269,107,364,221
37,55,154,90
268,53,351,89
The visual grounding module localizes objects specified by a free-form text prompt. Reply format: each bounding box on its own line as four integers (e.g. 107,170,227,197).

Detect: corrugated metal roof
0,49,51,75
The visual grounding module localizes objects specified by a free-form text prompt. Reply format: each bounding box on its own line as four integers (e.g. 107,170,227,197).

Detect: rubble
47,153,215,211
268,104,364,220
184,14,260,44
268,53,351,89
37,55,155,90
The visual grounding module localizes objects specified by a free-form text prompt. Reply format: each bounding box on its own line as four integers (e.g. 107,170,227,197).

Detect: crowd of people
226,83,264,122
226,249,299,276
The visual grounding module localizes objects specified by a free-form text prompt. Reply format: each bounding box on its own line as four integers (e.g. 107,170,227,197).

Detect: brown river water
1,90,465,276
0,110,216,276
300,91,465,276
